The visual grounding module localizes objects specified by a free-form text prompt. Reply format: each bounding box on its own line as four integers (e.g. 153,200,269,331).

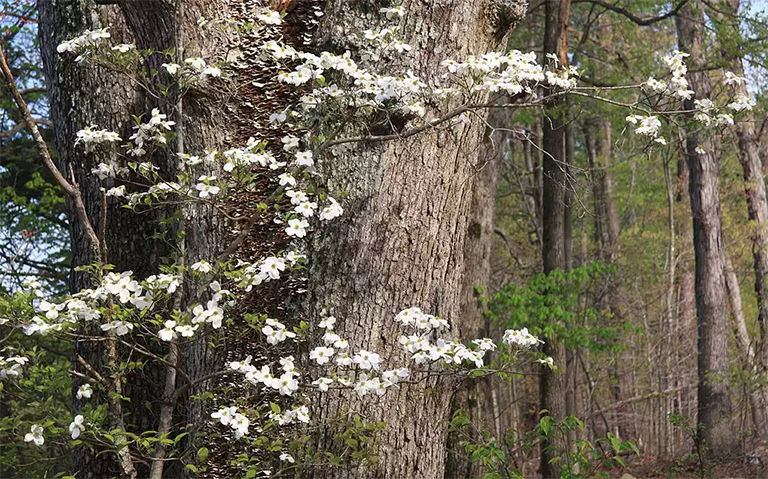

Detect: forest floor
619,454,768,478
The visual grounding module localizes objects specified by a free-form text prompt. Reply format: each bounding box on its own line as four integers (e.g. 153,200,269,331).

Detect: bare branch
572,0,690,26
321,92,569,150
0,42,102,259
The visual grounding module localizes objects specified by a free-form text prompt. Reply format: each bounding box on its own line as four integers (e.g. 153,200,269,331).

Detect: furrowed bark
676,0,737,458
39,1,230,476
307,2,528,478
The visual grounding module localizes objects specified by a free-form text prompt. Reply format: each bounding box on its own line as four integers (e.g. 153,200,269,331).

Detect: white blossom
76,384,93,400
285,218,309,238
24,424,44,446
69,415,86,439
309,346,335,364
502,328,543,349
257,9,283,25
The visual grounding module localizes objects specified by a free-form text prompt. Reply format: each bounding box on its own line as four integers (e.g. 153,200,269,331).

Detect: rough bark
713,0,768,434
676,0,737,458
39,0,533,477
39,1,230,476
446,102,511,478
540,0,571,476
307,2,527,478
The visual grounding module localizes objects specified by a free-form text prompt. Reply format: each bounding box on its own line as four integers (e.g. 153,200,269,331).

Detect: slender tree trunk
712,0,768,434
584,116,627,444
540,0,571,476
724,255,765,433
676,1,737,458
584,118,619,263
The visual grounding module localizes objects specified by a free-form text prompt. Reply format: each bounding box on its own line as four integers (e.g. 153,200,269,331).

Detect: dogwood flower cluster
126,108,176,156
181,57,222,78
0,355,28,378
396,307,494,368
269,405,310,426
218,306,544,443
212,406,251,439
74,125,122,152
728,94,756,112
254,7,579,159
19,271,184,338
662,50,694,100
693,98,735,127
724,71,747,86
262,318,297,345
643,52,755,135
264,36,569,121
502,327,543,349
625,114,665,144
231,251,306,292
56,27,110,60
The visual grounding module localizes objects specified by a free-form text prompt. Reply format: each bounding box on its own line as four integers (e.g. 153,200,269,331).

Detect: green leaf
174,432,189,444
185,464,200,475
197,446,209,463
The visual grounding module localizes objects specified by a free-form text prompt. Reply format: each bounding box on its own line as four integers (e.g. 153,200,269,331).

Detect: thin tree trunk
712,0,768,434
724,255,764,433
540,0,571,476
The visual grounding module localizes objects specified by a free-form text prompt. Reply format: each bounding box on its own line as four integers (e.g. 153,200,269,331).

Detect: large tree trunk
540,0,571,476
445,103,512,478
676,0,737,458
39,2,230,476
304,2,527,478
40,0,531,477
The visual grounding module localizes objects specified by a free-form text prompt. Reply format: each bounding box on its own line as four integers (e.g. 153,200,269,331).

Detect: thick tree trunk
40,0,532,477
540,0,571,476
306,2,527,478
676,1,737,458
40,2,230,476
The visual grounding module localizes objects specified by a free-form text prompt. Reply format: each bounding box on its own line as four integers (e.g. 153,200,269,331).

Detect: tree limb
0,42,102,259
572,0,690,26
